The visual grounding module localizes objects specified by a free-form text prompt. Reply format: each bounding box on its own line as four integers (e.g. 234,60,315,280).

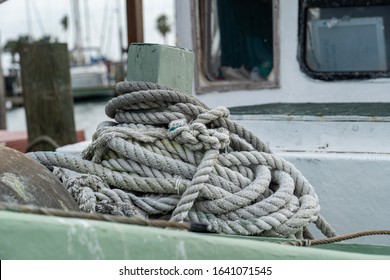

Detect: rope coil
27,81,336,239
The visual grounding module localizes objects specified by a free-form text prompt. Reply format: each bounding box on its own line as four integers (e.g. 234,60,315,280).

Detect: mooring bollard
127,43,194,95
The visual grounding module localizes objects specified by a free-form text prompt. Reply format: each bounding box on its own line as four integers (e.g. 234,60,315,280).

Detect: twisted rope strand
27,81,336,238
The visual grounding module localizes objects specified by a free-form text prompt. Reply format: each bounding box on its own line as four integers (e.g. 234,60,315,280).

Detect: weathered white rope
27,81,336,238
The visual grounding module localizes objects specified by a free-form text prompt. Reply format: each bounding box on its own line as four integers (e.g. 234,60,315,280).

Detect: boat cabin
176,0,390,107
175,0,390,244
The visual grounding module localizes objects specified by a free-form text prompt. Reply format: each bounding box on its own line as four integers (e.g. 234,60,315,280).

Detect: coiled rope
27,81,336,239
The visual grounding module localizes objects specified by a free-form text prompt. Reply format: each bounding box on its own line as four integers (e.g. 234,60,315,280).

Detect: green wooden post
19,43,76,151
127,43,194,95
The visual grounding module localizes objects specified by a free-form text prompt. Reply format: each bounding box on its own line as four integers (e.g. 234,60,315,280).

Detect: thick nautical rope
27,81,336,238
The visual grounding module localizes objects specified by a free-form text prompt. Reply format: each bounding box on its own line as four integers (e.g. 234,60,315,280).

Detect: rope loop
194,106,230,125
27,81,337,239
168,118,230,151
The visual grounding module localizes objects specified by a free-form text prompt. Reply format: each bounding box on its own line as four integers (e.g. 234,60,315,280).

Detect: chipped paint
1,194,18,204
177,240,188,259
0,173,33,202
58,217,104,259
76,220,104,259
58,200,72,211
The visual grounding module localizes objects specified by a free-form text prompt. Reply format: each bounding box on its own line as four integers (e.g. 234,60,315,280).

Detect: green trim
1,211,389,260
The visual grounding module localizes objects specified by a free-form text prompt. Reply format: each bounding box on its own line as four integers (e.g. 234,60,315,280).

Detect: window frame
299,0,390,81
191,0,280,93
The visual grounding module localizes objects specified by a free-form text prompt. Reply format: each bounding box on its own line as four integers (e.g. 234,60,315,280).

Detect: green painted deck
1,211,389,260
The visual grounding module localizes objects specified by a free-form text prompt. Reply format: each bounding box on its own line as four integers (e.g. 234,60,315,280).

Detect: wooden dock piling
0,43,6,130
19,43,76,151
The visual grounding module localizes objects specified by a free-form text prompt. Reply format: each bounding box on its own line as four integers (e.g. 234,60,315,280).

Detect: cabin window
192,0,279,93
300,0,390,80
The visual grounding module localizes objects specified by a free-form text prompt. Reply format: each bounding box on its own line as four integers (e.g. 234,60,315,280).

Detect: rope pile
28,81,336,239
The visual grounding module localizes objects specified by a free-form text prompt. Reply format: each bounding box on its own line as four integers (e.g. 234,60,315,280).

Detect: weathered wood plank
0,43,6,129
19,43,76,151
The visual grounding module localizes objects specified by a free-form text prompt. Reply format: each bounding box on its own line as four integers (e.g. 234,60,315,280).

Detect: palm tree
37,35,58,44
156,14,171,44
3,34,59,63
3,35,32,63
60,15,69,43
60,15,69,32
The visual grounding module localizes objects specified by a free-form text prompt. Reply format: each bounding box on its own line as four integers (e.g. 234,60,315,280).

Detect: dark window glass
300,0,390,80
199,0,274,82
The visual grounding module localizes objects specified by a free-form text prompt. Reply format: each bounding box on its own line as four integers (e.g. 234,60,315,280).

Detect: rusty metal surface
0,146,79,211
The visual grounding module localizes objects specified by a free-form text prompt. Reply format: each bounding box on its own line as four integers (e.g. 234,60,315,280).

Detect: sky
0,0,175,70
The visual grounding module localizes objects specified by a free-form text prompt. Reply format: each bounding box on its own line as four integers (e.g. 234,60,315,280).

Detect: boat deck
0,130,86,153
229,103,390,117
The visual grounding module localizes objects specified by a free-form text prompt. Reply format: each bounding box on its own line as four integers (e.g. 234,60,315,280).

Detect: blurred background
0,0,176,140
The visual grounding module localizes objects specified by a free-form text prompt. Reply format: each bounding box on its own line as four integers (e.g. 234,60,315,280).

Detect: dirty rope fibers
28,81,336,239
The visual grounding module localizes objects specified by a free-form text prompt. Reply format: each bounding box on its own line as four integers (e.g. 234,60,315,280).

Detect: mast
117,0,124,60
83,0,91,47
25,0,33,38
71,0,83,65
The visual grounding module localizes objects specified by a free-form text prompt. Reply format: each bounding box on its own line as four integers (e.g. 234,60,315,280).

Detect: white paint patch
176,240,188,260
57,218,76,256
57,218,104,259
76,220,104,259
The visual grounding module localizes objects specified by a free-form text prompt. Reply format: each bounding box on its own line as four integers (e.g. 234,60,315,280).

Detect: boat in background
70,47,115,99
69,0,115,99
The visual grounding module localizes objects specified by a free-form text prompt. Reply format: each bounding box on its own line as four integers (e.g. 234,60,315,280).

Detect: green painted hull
1,211,389,260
